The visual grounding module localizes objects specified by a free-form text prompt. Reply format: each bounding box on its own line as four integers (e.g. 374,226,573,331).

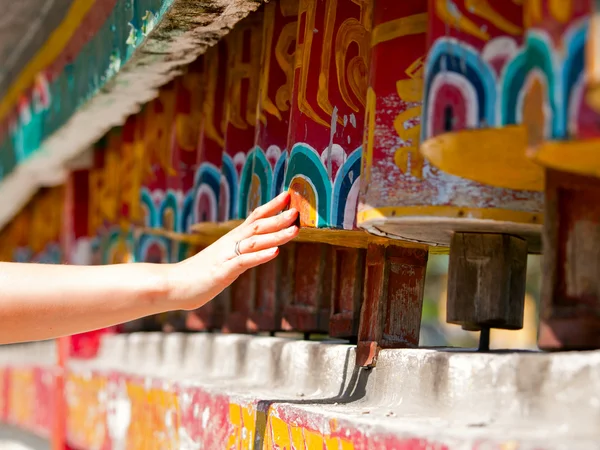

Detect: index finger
245,191,290,223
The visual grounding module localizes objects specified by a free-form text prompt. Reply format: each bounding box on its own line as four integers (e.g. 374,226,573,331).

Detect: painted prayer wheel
218,12,264,334
522,1,600,350
350,0,431,363
245,0,299,333
279,0,371,337
186,42,229,332
359,0,544,337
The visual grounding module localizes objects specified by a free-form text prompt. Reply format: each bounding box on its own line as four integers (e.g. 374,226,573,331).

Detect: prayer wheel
524,1,600,350
358,0,544,339
218,12,264,334
279,0,372,337
246,0,299,333
186,41,229,332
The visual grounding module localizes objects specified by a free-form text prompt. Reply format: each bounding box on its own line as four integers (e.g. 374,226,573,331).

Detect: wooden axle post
447,233,528,345
357,244,428,367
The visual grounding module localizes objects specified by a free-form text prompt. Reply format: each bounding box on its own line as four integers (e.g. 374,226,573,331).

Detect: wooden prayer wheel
523,2,600,350
244,0,299,333
352,0,430,362
279,0,372,337
186,42,230,332
359,0,544,337
217,12,264,334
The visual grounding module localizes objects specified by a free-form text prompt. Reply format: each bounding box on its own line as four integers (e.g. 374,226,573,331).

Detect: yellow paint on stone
262,410,356,450
227,402,265,449
66,373,107,449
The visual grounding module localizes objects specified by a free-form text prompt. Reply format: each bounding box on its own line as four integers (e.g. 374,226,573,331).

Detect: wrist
141,263,175,313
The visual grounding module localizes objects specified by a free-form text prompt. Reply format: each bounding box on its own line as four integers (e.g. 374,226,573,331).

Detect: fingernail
271,247,279,254
287,226,297,234
286,208,297,217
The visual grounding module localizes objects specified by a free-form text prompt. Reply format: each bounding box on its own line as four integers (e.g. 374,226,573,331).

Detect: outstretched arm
0,192,299,344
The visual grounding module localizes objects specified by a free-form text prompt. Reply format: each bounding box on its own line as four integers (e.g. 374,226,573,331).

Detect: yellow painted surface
532,137,600,179
8,369,35,428
264,411,356,449
357,205,542,226
226,402,265,449
420,126,545,192
126,381,180,450
66,373,107,449
0,0,96,121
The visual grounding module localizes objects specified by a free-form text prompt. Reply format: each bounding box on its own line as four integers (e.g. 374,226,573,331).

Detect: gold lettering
335,0,372,112
259,0,298,125
258,2,282,124
316,0,338,118
225,17,263,130
295,0,330,127
372,13,428,47
435,0,522,41
393,57,425,178
202,47,226,147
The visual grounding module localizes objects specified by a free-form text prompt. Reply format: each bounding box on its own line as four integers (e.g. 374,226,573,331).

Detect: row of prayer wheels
6,0,598,363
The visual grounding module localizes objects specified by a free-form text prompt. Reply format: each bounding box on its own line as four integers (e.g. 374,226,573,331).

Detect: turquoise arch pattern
422,38,497,140
221,153,238,221
238,146,273,219
135,233,171,263
331,147,362,228
193,162,221,224
158,190,180,232
283,143,332,228
272,151,288,200
140,187,157,228
501,31,558,133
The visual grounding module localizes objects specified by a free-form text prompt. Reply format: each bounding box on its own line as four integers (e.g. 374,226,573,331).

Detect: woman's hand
166,191,299,311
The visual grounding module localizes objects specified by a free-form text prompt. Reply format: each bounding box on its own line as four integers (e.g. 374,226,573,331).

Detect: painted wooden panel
187,42,230,331
0,0,175,182
284,0,370,230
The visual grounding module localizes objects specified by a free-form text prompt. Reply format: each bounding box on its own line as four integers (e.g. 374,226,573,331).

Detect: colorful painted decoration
0,0,175,184
358,0,544,249
193,41,229,226
521,0,600,178
220,12,264,222
285,0,371,230
242,0,299,217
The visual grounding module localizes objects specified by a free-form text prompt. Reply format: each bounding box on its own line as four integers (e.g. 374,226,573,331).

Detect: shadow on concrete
252,347,372,448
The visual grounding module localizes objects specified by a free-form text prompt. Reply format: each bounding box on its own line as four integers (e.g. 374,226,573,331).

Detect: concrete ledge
2,335,599,448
